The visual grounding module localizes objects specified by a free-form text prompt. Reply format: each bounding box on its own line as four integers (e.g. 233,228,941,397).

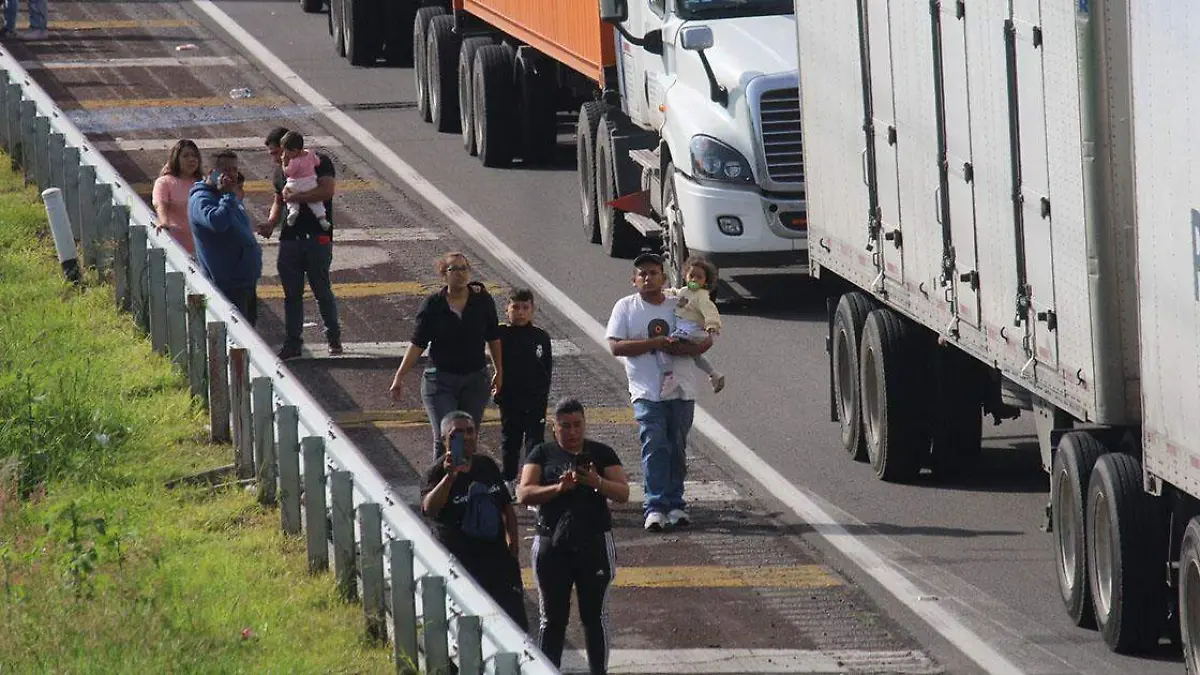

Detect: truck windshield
678,0,794,20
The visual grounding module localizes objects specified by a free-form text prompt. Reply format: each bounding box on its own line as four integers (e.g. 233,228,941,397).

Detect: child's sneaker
660,371,679,397
709,372,726,394
285,210,299,228
317,217,332,231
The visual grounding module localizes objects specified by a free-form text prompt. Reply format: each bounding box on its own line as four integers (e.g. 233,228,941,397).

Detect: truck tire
472,44,515,168
662,163,689,287
344,0,380,67
426,15,460,133
928,346,983,479
832,292,874,462
330,0,346,57
1086,452,1167,653
1052,431,1106,628
301,0,323,13
577,101,605,244
858,308,927,482
382,1,416,66
516,50,557,165
458,37,493,155
414,6,446,124
1178,518,1200,673
595,115,639,258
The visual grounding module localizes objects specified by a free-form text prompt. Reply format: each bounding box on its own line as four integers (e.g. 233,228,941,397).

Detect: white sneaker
644,511,668,532
709,372,726,394
317,217,332,231
667,509,690,528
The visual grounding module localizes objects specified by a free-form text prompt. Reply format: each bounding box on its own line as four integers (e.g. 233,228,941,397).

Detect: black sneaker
327,341,343,356
277,344,302,361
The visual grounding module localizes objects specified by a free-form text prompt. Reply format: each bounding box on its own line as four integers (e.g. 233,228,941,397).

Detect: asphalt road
16,1,1184,672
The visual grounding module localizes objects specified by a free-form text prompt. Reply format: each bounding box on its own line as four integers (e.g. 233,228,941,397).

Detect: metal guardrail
0,47,557,675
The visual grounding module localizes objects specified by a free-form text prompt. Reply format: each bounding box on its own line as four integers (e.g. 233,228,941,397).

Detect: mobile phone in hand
449,431,467,468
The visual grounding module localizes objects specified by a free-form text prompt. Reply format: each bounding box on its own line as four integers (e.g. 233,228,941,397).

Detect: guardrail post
277,405,301,535
390,539,419,675
48,132,63,192
128,225,148,332
33,116,48,188
207,322,231,443
252,377,276,505
166,272,187,370
302,437,329,573
421,576,450,674
112,218,130,312
493,653,520,675
4,84,18,159
229,347,252,479
62,147,80,239
77,165,96,268
330,470,356,601
186,295,207,402
18,100,34,179
457,615,483,675
358,503,386,642
147,248,167,354
92,184,113,275
0,74,8,150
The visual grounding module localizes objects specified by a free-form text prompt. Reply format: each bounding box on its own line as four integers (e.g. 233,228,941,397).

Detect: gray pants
421,367,491,459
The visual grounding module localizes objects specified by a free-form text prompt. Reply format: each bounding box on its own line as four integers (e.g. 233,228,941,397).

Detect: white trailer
796,0,1200,663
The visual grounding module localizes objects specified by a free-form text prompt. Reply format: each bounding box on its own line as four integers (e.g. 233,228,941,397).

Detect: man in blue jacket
189,151,263,325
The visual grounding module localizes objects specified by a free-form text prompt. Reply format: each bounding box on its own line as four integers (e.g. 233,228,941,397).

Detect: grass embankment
0,159,393,672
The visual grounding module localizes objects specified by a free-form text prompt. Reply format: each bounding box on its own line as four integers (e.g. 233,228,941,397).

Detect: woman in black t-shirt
517,399,629,675
422,411,528,630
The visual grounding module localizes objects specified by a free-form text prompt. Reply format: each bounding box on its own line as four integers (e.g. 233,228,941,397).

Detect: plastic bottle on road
229,88,253,99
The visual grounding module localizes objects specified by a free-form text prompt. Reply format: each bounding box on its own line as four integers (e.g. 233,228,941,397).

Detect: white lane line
93,135,342,152
560,649,940,674
258,227,439,244
21,56,243,69
191,2,1043,673
294,339,582,360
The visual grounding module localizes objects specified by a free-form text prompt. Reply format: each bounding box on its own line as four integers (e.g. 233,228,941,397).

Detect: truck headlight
689,135,754,184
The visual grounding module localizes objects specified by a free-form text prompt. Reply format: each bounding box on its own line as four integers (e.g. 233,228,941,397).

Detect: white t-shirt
605,293,699,402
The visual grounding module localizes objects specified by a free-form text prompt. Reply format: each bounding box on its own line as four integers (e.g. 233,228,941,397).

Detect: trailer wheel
928,346,983,479
1052,431,1106,628
662,163,689,287
301,0,323,14
577,101,605,244
330,0,346,57
515,51,557,165
414,6,446,124
473,44,515,168
1086,452,1167,653
832,292,874,462
458,37,493,155
344,0,380,67
596,115,639,258
1178,518,1200,673
859,308,927,482
426,15,461,133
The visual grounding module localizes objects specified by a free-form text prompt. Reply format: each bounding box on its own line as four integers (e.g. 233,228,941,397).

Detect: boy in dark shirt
494,288,553,495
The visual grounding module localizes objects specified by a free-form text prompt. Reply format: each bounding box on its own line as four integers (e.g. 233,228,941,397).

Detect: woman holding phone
152,139,204,255
421,410,528,629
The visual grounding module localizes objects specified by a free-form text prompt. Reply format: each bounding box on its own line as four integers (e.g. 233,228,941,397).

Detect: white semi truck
797,0,1200,664
395,0,809,286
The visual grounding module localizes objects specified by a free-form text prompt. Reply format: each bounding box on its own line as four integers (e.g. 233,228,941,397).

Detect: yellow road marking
39,19,196,30
256,280,504,300
132,179,374,197
519,565,842,590
334,407,635,429
68,95,294,110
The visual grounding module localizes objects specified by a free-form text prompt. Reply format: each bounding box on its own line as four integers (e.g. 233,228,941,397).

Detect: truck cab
604,0,807,286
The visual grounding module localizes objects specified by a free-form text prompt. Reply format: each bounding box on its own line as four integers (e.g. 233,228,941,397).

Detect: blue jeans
633,398,694,516
421,367,491,460
4,0,47,31
277,238,340,349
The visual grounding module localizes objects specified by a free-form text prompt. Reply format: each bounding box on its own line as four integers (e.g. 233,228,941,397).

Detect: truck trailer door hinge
884,229,903,248
963,162,974,183
960,270,979,291
1033,26,1043,48
1040,196,1051,218
1014,285,1031,326
1037,309,1058,332
887,126,897,145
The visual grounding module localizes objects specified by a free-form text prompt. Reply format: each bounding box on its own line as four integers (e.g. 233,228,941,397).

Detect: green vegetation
0,159,393,672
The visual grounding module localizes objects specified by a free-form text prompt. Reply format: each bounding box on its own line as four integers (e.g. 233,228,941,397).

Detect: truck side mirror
599,0,628,23
680,26,714,52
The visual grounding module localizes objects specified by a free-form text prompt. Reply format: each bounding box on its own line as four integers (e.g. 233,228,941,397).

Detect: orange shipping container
455,0,616,84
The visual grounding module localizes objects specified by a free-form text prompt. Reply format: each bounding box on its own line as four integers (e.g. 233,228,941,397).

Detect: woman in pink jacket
152,139,204,255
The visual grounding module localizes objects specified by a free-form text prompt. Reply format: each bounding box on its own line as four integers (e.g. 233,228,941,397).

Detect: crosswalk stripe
93,135,342,153
258,227,437,244
557,649,940,674
519,565,841,590
292,339,581,360
35,19,196,30
256,280,503,300
21,56,243,70
335,407,634,429
66,95,294,110
131,178,373,197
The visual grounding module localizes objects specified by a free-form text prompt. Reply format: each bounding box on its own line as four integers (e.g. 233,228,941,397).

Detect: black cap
633,251,665,268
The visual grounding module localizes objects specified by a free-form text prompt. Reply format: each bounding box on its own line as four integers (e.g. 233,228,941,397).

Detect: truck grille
757,88,804,185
